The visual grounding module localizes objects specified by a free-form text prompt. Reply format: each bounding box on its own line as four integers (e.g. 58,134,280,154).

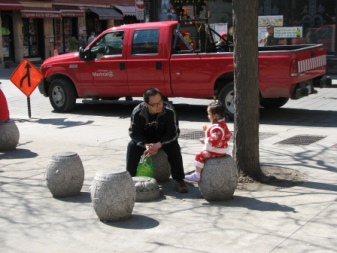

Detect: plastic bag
136,154,154,178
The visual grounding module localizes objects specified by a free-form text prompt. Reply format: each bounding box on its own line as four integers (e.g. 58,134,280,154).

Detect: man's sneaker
185,172,200,182
175,180,188,193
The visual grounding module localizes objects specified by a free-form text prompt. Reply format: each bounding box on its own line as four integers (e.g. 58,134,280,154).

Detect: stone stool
133,176,160,202
91,169,136,222
0,120,20,151
198,155,238,201
152,149,171,182
45,152,84,198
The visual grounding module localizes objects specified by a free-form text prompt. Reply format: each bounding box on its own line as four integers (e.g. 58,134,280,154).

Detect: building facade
0,0,136,68
1,0,337,74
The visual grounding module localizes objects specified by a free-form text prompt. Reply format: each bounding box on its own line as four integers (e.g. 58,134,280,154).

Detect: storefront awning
114,5,136,16
54,6,84,17
21,7,62,18
90,8,123,20
0,0,24,11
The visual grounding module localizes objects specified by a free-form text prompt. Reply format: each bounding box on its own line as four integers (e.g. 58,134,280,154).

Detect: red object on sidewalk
54,48,59,56
0,89,10,121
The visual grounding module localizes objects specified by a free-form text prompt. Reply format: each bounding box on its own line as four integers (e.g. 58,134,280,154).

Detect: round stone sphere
133,176,160,202
91,169,136,222
0,120,20,151
198,155,238,201
45,152,84,198
152,149,171,182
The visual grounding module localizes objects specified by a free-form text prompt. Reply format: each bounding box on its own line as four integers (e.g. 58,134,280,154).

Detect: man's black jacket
129,102,180,147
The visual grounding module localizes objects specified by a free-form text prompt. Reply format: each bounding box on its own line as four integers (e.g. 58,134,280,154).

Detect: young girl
185,101,232,182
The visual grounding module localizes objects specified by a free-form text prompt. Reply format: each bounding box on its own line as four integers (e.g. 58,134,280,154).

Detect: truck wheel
260,97,289,109
49,79,76,112
219,83,234,118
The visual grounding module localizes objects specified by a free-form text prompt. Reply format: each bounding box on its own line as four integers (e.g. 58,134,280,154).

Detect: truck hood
42,52,80,66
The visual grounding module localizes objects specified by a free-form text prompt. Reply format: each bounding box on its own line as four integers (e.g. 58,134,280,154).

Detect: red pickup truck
39,20,327,117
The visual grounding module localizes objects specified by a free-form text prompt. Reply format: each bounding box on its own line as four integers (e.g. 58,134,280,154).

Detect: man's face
146,94,164,115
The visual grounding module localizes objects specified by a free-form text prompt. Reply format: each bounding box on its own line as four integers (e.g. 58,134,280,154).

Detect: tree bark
232,0,262,178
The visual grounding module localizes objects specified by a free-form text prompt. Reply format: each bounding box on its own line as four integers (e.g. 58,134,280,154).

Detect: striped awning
90,8,123,20
114,5,136,16
21,7,62,18
54,6,84,17
0,0,24,11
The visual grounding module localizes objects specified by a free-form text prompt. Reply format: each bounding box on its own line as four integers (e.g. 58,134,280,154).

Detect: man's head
266,24,274,35
143,88,164,114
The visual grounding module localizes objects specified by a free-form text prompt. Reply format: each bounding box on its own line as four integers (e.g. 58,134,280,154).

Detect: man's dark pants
126,140,185,180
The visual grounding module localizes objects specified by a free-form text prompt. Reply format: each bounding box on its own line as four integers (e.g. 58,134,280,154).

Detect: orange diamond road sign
10,59,44,97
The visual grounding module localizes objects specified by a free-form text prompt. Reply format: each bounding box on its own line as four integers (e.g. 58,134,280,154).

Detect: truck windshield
90,31,124,59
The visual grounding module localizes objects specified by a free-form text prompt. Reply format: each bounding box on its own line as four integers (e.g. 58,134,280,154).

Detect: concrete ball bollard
198,155,238,201
0,120,20,151
152,149,171,182
133,176,160,202
45,152,84,198
91,169,136,222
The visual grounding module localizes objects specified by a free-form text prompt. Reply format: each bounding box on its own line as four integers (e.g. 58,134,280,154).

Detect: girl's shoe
185,172,200,182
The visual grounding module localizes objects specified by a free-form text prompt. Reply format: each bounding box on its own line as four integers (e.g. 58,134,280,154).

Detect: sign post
9,59,44,118
135,0,144,21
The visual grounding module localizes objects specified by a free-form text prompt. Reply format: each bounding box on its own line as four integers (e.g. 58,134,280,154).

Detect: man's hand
144,142,162,157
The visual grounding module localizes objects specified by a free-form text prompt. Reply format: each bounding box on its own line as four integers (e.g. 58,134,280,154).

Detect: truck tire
259,97,289,109
49,79,77,112
218,83,234,118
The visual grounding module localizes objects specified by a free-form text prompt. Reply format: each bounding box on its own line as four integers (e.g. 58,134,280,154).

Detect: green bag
136,155,154,178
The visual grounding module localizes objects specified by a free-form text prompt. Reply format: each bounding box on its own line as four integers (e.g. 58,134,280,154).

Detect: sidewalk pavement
1,67,337,252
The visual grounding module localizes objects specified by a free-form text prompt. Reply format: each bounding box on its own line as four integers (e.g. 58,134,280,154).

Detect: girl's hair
208,101,225,118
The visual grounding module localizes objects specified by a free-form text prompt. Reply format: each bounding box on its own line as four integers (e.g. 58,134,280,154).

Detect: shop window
54,18,78,54
258,0,336,53
63,18,73,52
2,26,11,58
23,19,39,57
290,0,336,53
54,19,64,53
1,12,13,61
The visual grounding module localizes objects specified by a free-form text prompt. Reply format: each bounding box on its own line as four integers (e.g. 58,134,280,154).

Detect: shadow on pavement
54,192,92,203
104,214,160,229
302,181,337,192
158,179,203,200
65,101,337,127
260,108,337,127
0,148,38,159
34,118,94,129
210,195,297,212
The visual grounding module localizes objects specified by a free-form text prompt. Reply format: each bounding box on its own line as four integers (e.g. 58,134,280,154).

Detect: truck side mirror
79,47,92,60
79,47,85,60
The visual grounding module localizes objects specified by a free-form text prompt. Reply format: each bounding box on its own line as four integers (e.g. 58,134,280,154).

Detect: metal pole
27,96,31,118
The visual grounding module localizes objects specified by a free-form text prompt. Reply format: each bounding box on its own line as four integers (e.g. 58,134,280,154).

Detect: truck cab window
91,31,124,59
132,29,159,54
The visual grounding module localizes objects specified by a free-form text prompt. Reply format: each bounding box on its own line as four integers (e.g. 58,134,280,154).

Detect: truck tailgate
258,44,326,97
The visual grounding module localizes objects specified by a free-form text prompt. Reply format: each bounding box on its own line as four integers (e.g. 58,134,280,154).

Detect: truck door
84,30,129,96
126,29,166,95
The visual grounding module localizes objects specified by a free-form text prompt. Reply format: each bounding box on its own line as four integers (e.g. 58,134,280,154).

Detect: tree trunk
232,0,262,178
